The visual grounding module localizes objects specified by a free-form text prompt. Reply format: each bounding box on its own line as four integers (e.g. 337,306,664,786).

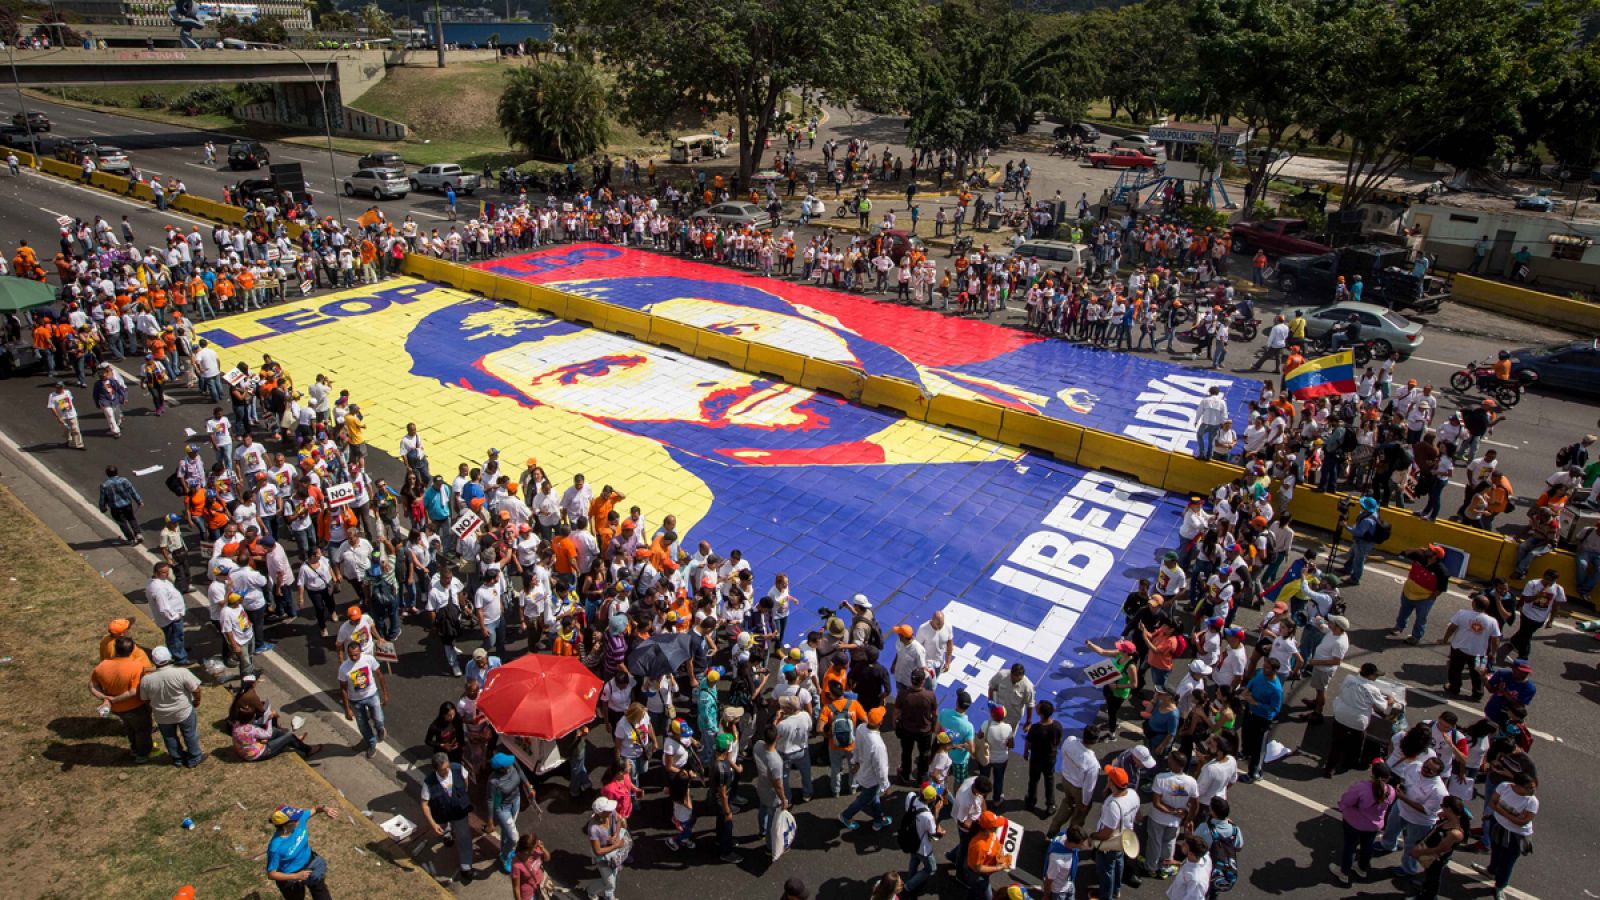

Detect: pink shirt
601,774,636,820
1338,780,1395,832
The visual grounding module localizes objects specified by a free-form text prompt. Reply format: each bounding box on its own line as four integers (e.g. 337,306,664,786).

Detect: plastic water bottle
181,817,195,830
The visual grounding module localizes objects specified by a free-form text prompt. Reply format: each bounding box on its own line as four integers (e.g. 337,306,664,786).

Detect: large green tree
1183,0,1317,216
1302,0,1583,209
555,0,923,183
497,59,611,161
906,0,1099,173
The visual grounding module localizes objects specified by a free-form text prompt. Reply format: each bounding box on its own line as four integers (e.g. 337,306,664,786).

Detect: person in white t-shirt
915,611,953,684
1144,751,1199,877
1486,773,1538,894
1377,756,1445,875
1165,835,1214,900
1088,764,1141,897
980,707,1015,804
336,605,378,657
337,641,387,757
1197,736,1239,806
1439,594,1502,699
1510,570,1563,661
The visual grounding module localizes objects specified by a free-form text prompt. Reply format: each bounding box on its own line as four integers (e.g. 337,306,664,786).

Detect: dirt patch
0,485,440,900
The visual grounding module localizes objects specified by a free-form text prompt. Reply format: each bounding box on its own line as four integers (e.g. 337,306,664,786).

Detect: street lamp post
269,44,345,224
4,46,40,165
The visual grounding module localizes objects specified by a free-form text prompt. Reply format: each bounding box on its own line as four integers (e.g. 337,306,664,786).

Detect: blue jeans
782,748,813,799
1512,538,1552,577
904,851,935,896
828,745,853,796
1195,424,1220,460
351,693,384,749
1394,596,1435,641
1345,540,1373,582
158,708,203,767
1377,815,1430,875
1097,849,1126,900
161,619,189,664
482,617,505,655
1577,549,1600,597
841,783,884,823
570,742,591,794
986,760,1010,799
369,581,400,640
492,794,521,868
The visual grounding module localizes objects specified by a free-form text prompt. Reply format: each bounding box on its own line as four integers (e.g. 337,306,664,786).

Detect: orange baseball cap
347,606,363,621
107,618,132,635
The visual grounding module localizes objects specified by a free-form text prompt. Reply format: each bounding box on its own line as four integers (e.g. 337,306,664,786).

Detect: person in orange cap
838,705,891,831
99,618,151,667
1089,765,1140,896
964,809,1014,897
1391,543,1452,645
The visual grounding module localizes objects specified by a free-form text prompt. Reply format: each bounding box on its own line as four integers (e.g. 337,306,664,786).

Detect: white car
690,201,768,227
1110,134,1163,157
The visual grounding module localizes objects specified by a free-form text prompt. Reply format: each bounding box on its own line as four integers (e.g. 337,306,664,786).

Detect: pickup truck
409,163,480,195
1273,244,1448,313
1228,217,1330,258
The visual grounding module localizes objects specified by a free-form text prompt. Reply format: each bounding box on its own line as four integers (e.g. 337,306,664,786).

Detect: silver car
343,167,409,200
691,201,768,227
1293,301,1425,360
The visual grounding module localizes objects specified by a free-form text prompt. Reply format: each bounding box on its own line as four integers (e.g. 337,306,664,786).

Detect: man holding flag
1282,349,1357,401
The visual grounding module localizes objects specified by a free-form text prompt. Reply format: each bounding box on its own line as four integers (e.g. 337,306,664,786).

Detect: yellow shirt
1289,317,1307,339
345,415,366,446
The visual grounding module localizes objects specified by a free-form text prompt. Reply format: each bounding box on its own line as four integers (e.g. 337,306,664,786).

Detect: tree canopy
554,0,923,183
497,59,611,162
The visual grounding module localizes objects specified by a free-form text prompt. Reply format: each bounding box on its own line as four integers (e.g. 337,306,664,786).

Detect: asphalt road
0,251,1595,897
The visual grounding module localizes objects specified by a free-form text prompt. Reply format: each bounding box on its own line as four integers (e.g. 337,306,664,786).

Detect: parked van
669,134,730,163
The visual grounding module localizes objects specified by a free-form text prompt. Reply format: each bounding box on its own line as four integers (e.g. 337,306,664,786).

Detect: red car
1087,148,1158,169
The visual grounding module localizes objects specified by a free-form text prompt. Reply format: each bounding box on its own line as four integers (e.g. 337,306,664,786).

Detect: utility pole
434,0,445,68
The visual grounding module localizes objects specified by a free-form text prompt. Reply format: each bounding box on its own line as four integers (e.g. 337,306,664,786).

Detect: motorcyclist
1492,350,1514,386
1328,313,1361,352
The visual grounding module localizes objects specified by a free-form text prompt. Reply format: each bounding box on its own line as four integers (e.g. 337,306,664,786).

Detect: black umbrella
627,632,693,679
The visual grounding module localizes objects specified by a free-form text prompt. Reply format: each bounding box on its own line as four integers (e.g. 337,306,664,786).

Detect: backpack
1341,427,1359,454
829,702,855,747
1206,819,1241,892
1371,518,1393,543
866,618,884,651
896,802,924,854
1556,442,1578,467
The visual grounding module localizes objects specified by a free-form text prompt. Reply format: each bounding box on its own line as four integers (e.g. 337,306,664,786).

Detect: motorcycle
1227,313,1260,342
833,199,852,218
1448,360,1537,408
1292,334,1376,366
949,234,975,256
1050,139,1085,159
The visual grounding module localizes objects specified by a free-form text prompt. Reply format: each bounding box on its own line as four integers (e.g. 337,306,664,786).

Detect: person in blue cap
488,751,533,873
266,803,339,900
1341,496,1382,585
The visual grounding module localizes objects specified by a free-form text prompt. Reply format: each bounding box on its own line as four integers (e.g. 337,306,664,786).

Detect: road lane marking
0,425,420,779
1251,779,1540,899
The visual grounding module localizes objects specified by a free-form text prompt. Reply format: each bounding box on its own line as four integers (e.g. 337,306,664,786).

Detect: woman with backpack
1192,796,1243,896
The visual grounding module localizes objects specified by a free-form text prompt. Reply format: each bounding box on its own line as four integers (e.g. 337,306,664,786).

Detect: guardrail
13,147,1567,588
1451,274,1600,333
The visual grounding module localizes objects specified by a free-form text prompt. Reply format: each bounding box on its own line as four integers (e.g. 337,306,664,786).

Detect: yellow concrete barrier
488,276,533,306
1452,275,1600,333
695,331,750,370
925,393,1004,440
1162,456,1244,497
526,284,569,318
647,317,702,354
1382,508,1509,581
997,410,1084,463
1286,488,1345,534
1077,430,1170,487
400,253,446,284
563,294,609,328
799,357,865,400
746,343,808,384
89,172,121,192
860,375,930,420
602,304,653,341
39,158,78,180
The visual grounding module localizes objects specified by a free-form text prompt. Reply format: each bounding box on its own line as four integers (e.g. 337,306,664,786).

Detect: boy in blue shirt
267,803,339,899
1043,826,1088,899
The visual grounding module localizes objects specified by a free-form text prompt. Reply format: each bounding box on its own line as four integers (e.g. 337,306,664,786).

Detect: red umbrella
477,654,603,740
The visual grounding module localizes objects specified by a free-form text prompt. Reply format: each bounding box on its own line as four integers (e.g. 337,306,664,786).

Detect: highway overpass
2,48,384,92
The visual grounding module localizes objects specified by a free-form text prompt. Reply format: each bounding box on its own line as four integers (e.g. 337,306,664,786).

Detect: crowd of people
14,138,1561,900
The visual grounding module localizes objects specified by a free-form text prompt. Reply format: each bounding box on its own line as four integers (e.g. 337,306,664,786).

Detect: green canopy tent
0,276,54,313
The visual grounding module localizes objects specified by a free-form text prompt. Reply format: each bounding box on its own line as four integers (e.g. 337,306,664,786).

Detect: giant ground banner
200,275,1212,730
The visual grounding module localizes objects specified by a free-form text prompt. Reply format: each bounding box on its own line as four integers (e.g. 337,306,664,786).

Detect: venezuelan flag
1259,558,1306,606
1284,350,1356,400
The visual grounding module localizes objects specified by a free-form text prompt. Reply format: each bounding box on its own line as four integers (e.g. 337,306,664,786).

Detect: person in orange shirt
31,318,56,375
645,531,678,577
551,524,578,589
818,679,866,795
98,617,153,666
214,276,236,312
965,811,1013,897
90,634,155,762
588,485,624,536
237,268,257,310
